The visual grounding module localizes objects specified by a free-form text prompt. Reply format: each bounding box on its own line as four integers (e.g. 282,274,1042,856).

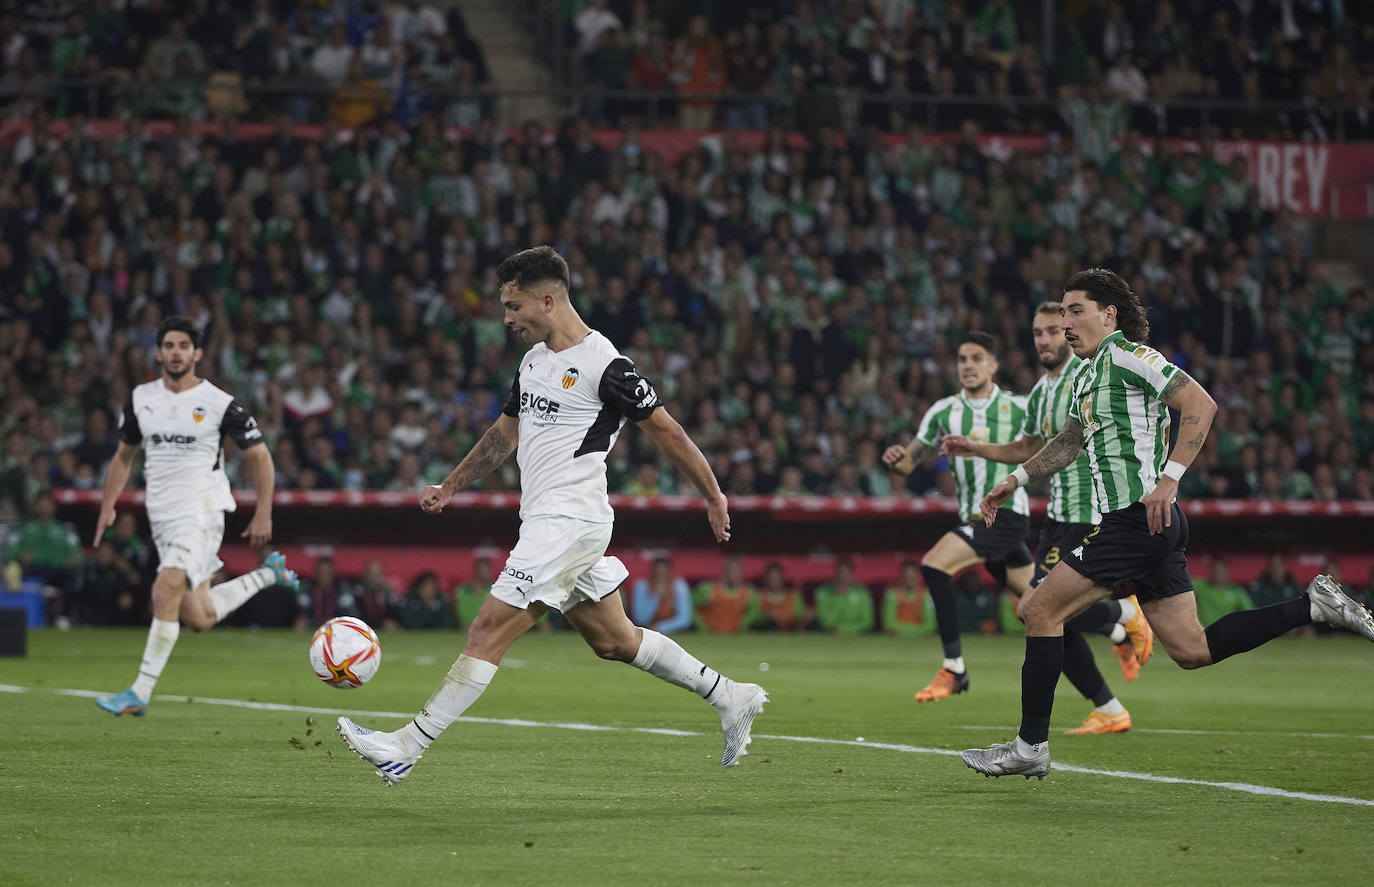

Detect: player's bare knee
1174,649,1211,669
588,634,634,661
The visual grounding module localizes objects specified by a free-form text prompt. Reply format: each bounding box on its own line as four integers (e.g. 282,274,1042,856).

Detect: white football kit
490,330,661,613
118,379,264,588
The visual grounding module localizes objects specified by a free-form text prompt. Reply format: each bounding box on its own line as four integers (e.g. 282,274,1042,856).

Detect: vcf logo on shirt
520,391,562,423
192,406,206,423
561,367,580,389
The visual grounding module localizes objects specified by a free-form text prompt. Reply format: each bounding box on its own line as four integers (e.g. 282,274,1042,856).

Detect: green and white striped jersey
1022,355,1096,524
917,386,1030,522
1071,330,1181,520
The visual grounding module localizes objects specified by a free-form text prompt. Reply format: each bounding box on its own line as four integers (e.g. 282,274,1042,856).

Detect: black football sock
921,566,962,663
1061,627,1113,707
1067,599,1123,637
1204,595,1312,664
1018,635,1064,745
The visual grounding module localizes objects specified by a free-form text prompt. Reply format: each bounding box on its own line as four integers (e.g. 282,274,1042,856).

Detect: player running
337,246,767,785
942,302,1152,734
882,332,1034,701
962,269,1374,779
94,316,297,717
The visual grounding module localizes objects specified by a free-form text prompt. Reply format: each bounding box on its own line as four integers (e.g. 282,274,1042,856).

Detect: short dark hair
1062,268,1150,343
156,315,199,348
1035,301,1062,317
959,330,998,358
496,245,570,293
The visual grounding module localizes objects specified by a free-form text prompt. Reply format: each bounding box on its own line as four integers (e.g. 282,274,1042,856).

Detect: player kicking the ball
942,302,1152,735
94,316,297,717
338,246,767,785
962,269,1374,779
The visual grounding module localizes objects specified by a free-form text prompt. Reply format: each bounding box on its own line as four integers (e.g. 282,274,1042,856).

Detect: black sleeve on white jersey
222,399,265,450
118,396,142,444
501,372,522,417
599,357,662,422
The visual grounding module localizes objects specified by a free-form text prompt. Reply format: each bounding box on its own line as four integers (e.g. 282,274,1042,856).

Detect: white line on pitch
954,723,1374,741
4,684,1372,808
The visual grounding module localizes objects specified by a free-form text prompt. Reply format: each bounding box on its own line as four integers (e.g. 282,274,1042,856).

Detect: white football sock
1117,598,1137,623
209,566,275,623
1014,735,1046,754
406,654,499,749
1094,697,1125,716
1109,624,1127,644
942,656,966,674
131,618,180,701
632,628,726,705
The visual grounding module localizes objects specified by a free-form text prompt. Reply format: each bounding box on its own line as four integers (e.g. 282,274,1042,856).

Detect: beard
1039,342,1071,369
163,363,192,380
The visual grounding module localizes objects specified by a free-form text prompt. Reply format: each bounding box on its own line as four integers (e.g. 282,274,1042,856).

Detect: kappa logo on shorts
1071,545,1085,559
959,525,974,538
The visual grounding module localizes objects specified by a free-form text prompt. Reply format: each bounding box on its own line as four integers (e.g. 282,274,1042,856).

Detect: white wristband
1011,466,1030,487
1162,460,1187,481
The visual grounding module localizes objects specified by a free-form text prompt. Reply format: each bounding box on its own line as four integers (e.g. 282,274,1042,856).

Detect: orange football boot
914,667,970,701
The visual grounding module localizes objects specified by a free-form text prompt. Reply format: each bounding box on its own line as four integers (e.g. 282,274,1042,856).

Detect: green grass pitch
2,628,1372,886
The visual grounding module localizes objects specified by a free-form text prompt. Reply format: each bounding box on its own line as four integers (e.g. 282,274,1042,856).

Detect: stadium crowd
0,2,1372,627
569,0,1374,138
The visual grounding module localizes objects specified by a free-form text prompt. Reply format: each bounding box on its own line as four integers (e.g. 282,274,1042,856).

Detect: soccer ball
309,616,382,688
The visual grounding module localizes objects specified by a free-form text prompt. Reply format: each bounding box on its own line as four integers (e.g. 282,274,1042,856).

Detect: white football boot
337,717,423,786
962,737,1051,779
1307,573,1374,641
714,680,769,767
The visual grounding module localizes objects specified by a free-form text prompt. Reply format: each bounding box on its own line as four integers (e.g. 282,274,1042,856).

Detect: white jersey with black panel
502,330,661,523
118,379,264,523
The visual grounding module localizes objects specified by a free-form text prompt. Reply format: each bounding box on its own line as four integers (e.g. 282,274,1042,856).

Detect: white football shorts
150,512,225,590
490,515,629,614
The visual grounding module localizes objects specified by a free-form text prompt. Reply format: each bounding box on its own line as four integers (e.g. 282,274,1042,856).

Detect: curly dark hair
496,245,571,293
1062,268,1150,343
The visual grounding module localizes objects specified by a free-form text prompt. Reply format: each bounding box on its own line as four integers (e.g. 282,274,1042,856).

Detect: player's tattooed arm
882,437,933,476
1158,371,1218,467
1020,418,1085,484
440,414,519,495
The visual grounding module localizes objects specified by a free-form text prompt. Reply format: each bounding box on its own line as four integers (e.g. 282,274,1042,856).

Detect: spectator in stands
296,554,353,629
883,562,936,636
110,512,154,591
330,57,389,127
1193,557,1255,626
353,559,400,631
397,571,454,630
83,540,143,626
754,562,805,631
630,555,693,634
673,15,724,130
814,559,875,634
311,23,354,89
453,555,493,628
5,492,82,623
1249,552,1302,608
692,553,759,634
575,0,621,61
